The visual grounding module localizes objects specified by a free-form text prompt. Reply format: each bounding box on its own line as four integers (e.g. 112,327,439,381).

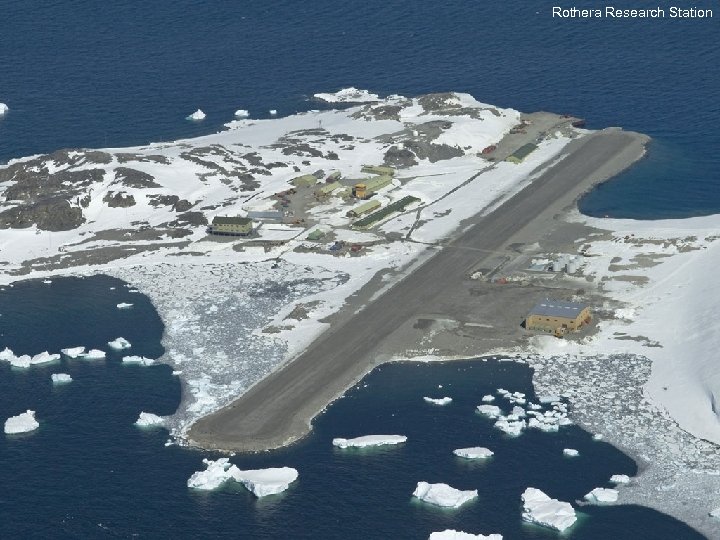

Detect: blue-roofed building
526,299,591,335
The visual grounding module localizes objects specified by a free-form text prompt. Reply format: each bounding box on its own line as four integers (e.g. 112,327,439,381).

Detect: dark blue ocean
0,1,717,538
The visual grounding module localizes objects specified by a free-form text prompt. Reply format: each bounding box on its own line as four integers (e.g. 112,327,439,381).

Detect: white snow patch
4,410,39,434
521,487,576,532
314,87,379,103
413,482,478,508
332,434,407,448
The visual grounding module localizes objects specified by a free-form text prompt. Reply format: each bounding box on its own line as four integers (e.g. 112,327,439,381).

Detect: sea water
0,278,704,538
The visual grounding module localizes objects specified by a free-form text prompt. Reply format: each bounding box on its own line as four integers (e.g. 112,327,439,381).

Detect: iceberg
84,349,106,360
188,458,236,490
61,346,85,358
494,417,525,436
135,412,164,427
521,487,576,532
453,447,493,459
232,467,299,497
610,474,630,484
187,458,298,496
563,448,579,457
476,404,501,418
424,396,452,405
0,348,59,368
186,109,206,121
429,531,502,540
51,373,72,384
269,109,277,115
4,410,39,434
313,87,380,103
481,394,495,402
234,109,249,118
122,355,155,366
116,302,133,309
0,103,7,115
108,337,131,350
412,482,478,508
332,435,407,448
585,487,619,503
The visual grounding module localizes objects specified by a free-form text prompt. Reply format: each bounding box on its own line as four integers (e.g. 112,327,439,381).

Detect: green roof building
346,199,381,217
307,229,327,241
506,143,538,164
210,216,253,236
317,181,342,196
361,165,395,177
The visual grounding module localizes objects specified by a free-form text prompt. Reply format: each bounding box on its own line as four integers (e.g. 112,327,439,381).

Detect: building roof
509,143,537,161
528,299,588,319
246,210,283,220
212,216,252,226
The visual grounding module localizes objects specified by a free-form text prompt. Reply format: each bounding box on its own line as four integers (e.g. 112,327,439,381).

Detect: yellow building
525,299,591,335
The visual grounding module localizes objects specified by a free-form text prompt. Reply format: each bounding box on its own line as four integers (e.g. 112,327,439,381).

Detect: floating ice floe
476,404,502,418
332,435,407,448
233,467,299,497
43,279,51,284
0,103,7,115
186,109,206,121
122,356,155,366
187,458,297,496
269,109,277,115
538,394,561,404
521,487,576,532
0,348,59,368
116,302,133,309
313,87,380,103
413,482,478,508
107,337,131,350
135,412,164,427
563,448,579,457
234,109,249,118
424,396,452,406
592,433,604,441
610,474,630,484
61,346,85,358
494,417,525,436
84,349,106,360
51,373,72,384
429,530,502,540
453,447,493,459
585,487,619,503
4,410,39,434
481,395,495,402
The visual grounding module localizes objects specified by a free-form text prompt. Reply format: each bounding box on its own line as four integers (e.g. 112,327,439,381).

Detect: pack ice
332,435,407,448
521,487,576,532
5,410,39,434
412,482,478,508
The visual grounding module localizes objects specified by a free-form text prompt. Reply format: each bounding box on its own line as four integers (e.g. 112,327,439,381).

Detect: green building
361,165,395,177
209,216,253,236
506,143,538,164
307,229,327,241
346,199,381,217
317,181,342,197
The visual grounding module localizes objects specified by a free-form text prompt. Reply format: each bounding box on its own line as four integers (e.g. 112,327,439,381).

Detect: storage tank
566,261,577,274
552,260,563,272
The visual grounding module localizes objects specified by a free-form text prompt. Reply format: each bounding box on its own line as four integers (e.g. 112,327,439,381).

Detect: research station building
525,299,591,335
209,216,253,236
